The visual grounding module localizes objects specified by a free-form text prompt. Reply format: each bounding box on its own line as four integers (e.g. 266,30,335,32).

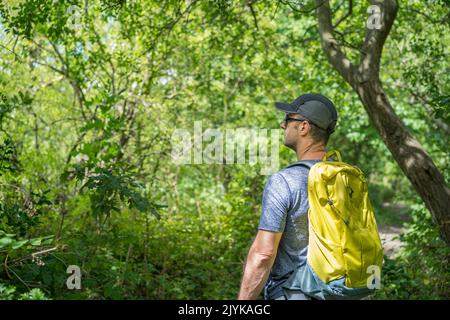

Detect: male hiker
238,93,338,300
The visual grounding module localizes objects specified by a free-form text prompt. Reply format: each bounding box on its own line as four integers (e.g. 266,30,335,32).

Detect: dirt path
377,202,411,259
378,225,406,259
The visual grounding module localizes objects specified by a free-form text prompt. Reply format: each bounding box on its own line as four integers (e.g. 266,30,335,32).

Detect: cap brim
275,102,297,113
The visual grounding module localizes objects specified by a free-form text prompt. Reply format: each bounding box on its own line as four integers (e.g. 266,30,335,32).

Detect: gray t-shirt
258,159,321,300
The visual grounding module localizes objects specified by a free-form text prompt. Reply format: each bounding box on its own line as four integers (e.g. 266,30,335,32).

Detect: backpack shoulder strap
286,150,340,171
285,160,315,170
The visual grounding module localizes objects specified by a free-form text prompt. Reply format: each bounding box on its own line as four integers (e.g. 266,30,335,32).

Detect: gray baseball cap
275,93,338,133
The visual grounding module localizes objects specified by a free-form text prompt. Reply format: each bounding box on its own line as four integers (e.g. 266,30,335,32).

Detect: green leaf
11,240,28,249
104,284,123,300
0,237,14,248
30,238,42,246
41,235,54,245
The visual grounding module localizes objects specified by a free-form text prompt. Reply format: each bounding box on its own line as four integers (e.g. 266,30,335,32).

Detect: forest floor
376,202,411,259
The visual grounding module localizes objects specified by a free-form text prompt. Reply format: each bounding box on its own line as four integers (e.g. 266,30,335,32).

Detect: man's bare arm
238,230,282,300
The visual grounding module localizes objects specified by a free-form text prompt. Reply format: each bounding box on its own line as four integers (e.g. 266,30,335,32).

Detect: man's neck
296,142,326,160
298,151,326,161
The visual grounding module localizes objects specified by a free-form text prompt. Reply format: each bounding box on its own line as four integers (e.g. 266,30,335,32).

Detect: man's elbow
249,247,276,265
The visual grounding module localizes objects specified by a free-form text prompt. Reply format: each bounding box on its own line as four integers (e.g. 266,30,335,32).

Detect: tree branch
281,0,327,13
359,0,398,80
408,89,450,135
333,0,353,28
315,0,356,84
334,30,364,54
248,1,259,30
404,6,450,25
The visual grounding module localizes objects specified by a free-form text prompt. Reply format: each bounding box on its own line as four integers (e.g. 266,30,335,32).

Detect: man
238,93,338,300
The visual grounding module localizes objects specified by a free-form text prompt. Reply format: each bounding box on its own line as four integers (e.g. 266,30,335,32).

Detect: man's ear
298,121,309,136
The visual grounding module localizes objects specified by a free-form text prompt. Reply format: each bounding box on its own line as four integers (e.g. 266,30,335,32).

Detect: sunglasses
282,114,308,126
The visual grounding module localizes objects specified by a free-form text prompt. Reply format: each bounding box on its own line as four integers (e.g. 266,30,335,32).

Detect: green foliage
18,288,50,300
0,0,448,300
0,230,53,250
0,137,18,175
376,204,450,299
0,282,50,300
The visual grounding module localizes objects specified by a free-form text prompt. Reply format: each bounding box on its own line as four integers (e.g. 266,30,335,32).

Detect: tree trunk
314,0,450,245
354,78,450,244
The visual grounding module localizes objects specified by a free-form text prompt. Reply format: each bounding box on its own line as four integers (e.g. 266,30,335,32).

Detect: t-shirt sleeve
258,172,291,233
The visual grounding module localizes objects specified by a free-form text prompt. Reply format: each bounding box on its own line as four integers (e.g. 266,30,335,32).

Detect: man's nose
280,121,286,129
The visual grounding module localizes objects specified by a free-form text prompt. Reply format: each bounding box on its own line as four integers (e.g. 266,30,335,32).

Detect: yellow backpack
304,150,383,288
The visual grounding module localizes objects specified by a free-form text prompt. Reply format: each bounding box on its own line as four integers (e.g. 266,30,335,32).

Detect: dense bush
376,203,450,300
